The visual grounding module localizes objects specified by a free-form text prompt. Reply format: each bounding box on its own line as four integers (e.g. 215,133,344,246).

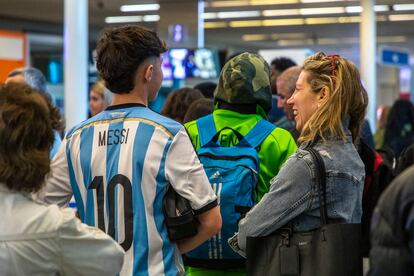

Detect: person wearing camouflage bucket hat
184,52,297,276
214,52,273,113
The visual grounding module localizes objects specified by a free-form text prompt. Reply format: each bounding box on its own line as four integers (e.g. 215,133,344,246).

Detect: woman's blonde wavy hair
298,52,368,145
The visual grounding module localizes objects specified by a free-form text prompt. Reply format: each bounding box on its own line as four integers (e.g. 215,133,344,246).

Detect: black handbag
246,147,363,276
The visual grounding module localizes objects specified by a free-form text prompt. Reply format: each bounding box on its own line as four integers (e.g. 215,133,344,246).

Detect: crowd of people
1,24,414,276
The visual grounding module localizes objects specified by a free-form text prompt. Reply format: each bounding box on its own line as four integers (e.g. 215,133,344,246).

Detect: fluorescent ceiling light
345,5,389,13
375,5,389,12
393,4,414,11
242,34,269,41
262,18,304,26
377,36,406,43
229,20,262,27
300,7,345,15
105,16,142,24
305,17,339,24
389,14,414,21
207,0,297,7
143,15,160,22
208,1,249,7
249,0,298,4
204,22,228,28
301,0,343,3
217,11,261,19
203,13,217,19
263,9,300,16
278,39,314,46
120,4,160,12
345,6,362,13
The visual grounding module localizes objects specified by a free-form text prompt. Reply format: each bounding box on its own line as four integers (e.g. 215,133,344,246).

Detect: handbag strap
304,147,328,226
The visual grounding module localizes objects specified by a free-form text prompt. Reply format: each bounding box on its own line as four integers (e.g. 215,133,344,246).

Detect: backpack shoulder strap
243,120,276,148
196,114,217,147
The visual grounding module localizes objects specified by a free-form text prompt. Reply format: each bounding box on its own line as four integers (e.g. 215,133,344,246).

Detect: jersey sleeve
164,127,217,214
40,138,73,207
58,208,125,276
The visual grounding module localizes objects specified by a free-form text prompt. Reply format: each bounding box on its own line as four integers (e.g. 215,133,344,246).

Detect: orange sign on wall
0,30,27,84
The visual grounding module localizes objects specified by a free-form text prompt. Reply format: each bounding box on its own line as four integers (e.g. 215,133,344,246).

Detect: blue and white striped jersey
43,103,217,276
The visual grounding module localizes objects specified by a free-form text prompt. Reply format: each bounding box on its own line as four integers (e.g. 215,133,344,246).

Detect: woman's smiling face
287,70,321,133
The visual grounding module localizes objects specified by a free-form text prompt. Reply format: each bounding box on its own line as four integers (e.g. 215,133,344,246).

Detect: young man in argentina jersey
41,25,222,276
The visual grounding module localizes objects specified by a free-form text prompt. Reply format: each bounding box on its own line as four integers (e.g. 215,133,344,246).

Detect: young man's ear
144,64,154,83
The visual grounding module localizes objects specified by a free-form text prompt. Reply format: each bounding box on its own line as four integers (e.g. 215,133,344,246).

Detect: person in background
369,165,414,276
6,67,64,158
194,81,217,99
89,79,112,116
185,52,297,276
183,98,214,124
41,25,221,276
161,87,204,123
0,82,124,275
229,53,367,258
384,99,414,158
270,57,296,95
374,105,390,149
275,66,301,142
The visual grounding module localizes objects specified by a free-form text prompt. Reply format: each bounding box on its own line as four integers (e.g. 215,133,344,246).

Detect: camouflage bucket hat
214,52,272,112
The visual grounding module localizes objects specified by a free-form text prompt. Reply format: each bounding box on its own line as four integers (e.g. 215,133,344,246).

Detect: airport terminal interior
1,0,414,275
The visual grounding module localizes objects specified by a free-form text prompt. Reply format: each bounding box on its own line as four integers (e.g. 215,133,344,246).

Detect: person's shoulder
265,126,296,145
184,119,198,137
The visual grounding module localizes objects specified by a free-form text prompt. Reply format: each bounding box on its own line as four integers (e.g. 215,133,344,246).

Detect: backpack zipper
198,152,257,164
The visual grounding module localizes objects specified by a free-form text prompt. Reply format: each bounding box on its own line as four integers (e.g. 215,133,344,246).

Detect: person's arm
177,206,221,254
237,153,313,252
38,138,73,206
165,127,222,254
59,208,125,276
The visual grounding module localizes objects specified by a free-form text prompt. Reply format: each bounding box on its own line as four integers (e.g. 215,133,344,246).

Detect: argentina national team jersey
43,103,217,276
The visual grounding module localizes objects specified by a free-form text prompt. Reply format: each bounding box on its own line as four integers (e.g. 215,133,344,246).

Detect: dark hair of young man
270,57,297,72
0,82,54,193
95,25,167,94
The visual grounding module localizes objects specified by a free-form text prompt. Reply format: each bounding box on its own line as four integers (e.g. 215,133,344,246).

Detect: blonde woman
230,52,367,254
89,80,112,116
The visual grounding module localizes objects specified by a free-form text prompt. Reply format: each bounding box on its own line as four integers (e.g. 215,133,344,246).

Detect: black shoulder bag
246,147,363,276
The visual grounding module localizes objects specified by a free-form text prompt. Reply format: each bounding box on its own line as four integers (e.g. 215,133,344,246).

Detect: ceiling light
242,34,269,41
393,4,414,11
305,17,339,24
217,11,261,19
263,9,300,17
120,4,160,12
229,20,262,27
263,18,304,26
249,0,298,4
345,6,362,13
300,7,345,15
377,36,407,43
338,16,360,23
278,39,315,46
208,1,249,7
143,15,160,22
389,14,414,21
300,0,344,3
207,0,298,7
374,5,389,12
204,22,228,28
105,16,143,24
203,13,217,19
